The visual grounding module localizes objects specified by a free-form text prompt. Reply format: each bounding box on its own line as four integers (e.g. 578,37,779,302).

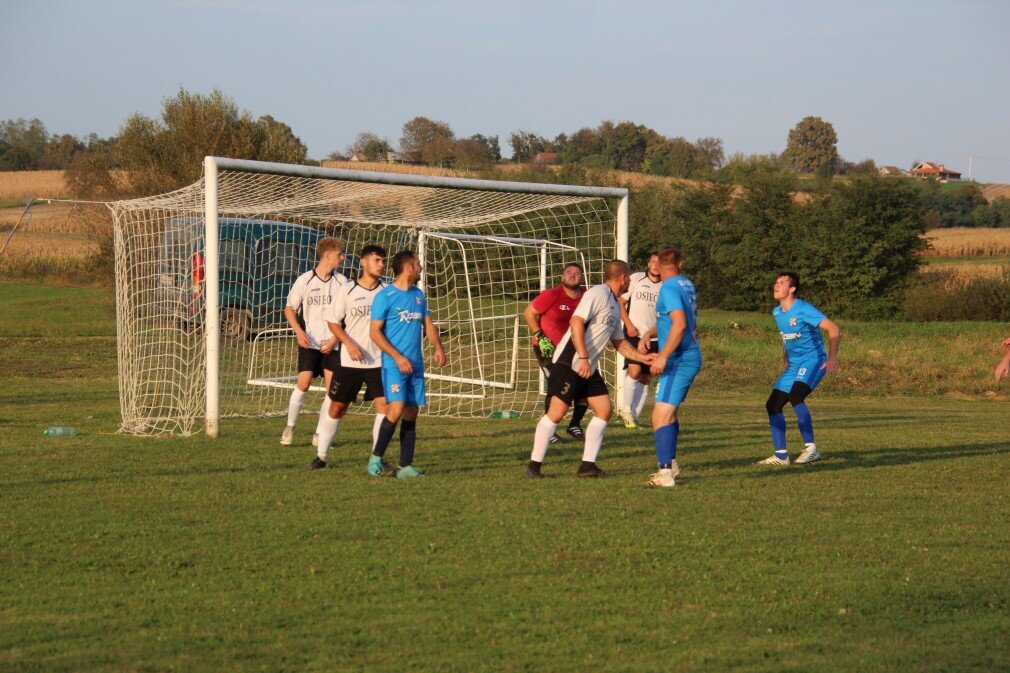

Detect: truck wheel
221,308,251,340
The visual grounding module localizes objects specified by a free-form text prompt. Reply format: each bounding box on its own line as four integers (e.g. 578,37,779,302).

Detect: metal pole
204,157,221,438
614,194,630,403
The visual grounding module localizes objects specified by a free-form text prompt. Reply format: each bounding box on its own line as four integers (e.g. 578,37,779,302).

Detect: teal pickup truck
156,217,356,339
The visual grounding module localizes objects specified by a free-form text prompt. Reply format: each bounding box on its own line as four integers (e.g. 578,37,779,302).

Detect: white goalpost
109,156,628,437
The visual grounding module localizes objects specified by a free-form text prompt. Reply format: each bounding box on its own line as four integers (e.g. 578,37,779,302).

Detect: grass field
2,282,1009,671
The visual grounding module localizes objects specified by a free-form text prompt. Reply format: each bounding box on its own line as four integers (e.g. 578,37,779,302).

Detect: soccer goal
108,157,628,436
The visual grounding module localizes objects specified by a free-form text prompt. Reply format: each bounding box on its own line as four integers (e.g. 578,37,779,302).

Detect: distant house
533,152,559,165
349,152,368,162
909,162,961,182
879,165,905,177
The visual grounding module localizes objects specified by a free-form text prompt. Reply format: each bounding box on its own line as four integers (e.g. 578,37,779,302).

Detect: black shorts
327,366,384,403
623,335,658,370
532,342,553,373
546,362,609,405
297,346,340,377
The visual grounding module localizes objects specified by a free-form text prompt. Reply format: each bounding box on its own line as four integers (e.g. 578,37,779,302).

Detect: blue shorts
774,359,826,393
381,366,426,407
654,350,702,408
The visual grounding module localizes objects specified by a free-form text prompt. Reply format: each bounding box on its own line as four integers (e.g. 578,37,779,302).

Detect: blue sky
3,0,1009,182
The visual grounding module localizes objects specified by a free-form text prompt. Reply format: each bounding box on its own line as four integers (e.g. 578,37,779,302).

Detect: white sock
623,378,638,412
582,416,608,463
286,388,307,426
314,395,329,435
317,415,340,460
532,416,559,462
372,414,384,452
632,380,649,419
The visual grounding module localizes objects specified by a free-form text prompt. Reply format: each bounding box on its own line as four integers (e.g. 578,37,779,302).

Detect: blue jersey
774,299,827,363
371,284,429,368
656,275,700,357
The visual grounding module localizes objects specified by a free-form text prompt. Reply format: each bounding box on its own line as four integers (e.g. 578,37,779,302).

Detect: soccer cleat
396,465,424,479
312,433,319,448
308,457,326,470
618,406,638,429
367,454,388,477
795,444,821,464
758,454,790,466
646,468,676,488
280,425,294,446
524,464,544,479
549,432,563,444
576,463,609,478
566,426,585,440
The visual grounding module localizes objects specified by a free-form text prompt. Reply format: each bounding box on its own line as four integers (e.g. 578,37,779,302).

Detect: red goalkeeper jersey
530,285,585,346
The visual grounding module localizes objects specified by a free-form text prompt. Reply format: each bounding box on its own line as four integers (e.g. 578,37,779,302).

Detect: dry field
981,183,1010,203
924,227,1010,257
918,262,1008,290
0,170,68,201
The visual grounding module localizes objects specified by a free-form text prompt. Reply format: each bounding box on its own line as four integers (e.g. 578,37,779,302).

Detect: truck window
256,239,304,280
220,239,250,277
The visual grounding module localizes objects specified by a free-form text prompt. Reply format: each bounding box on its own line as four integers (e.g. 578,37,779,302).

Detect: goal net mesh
110,167,619,435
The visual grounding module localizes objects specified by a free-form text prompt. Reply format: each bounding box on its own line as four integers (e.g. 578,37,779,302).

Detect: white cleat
795,443,821,464
618,406,638,429
758,454,790,466
312,433,319,448
280,426,294,446
647,468,676,488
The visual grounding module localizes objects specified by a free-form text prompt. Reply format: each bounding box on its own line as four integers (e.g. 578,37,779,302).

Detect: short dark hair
605,259,630,280
657,247,681,267
360,244,387,259
777,271,800,295
391,250,417,276
563,262,583,273
648,251,659,259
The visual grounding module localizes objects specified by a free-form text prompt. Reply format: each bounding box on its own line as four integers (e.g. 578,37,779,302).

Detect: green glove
535,331,555,359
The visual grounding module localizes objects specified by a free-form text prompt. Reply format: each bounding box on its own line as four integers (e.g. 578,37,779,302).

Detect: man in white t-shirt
280,237,348,447
525,260,657,479
618,252,661,428
309,245,388,469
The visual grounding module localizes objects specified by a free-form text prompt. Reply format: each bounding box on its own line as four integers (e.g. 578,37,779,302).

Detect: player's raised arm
370,318,412,374
818,317,841,373
424,315,446,367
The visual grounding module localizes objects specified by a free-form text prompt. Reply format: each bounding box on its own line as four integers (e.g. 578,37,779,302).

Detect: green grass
921,256,1010,266
2,284,1010,672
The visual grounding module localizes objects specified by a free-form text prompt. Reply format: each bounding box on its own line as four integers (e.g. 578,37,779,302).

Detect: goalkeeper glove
534,331,555,359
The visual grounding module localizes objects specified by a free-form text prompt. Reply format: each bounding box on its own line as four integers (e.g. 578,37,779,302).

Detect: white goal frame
198,156,627,437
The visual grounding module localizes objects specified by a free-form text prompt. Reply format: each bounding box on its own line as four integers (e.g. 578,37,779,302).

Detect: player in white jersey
308,245,388,469
280,237,348,447
526,260,657,479
618,252,661,428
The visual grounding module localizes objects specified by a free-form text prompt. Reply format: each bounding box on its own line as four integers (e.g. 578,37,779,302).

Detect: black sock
570,402,588,428
578,460,596,472
399,420,417,467
528,459,542,472
372,418,397,458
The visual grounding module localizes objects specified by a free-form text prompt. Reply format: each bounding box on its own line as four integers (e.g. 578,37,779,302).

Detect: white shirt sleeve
286,273,307,310
611,306,624,341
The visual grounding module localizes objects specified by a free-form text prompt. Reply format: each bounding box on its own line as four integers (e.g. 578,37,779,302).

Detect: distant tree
347,131,392,160
254,115,308,165
453,138,494,169
782,116,839,175
839,158,877,176
610,121,652,172
400,116,454,162
0,118,49,170
694,136,725,171
421,135,456,167
468,133,501,162
562,127,603,165
642,136,696,178
509,130,547,163
39,133,85,169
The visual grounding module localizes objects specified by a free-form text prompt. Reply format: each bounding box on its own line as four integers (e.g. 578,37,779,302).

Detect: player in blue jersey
637,247,702,488
758,271,840,466
367,250,447,478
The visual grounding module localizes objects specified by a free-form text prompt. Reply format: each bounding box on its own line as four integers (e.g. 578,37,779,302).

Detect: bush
903,268,1010,321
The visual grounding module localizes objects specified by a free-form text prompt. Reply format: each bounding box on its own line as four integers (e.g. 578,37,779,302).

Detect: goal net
109,157,628,436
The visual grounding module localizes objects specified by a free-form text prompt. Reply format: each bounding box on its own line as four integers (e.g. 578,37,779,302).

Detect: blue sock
769,413,787,458
794,403,814,443
654,424,675,468
670,421,680,460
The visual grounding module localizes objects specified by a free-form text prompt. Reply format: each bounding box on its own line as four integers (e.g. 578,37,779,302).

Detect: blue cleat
396,465,424,479
367,454,388,477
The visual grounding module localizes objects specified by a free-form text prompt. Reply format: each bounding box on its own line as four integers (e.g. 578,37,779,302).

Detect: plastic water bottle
489,410,520,419
44,427,76,437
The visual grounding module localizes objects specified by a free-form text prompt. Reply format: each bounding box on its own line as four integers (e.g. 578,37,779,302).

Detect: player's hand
637,338,651,354
434,346,447,367
576,359,591,379
295,331,310,349
396,355,413,374
534,331,554,359
626,325,639,339
821,357,839,374
641,353,658,364
650,355,667,376
320,339,335,355
345,343,363,361
996,361,1010,381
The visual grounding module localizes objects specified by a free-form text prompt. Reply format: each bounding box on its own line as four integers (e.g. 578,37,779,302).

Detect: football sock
372,417,397,458
286,388,307,427
769,412,788,457
654,422,677,468
372,414,384,452
670,420,680,460
316,415,339,461
582,416,607,463
532,416,559,462
398,420,416,468
632,380,649,419
570,401,588,429
623,378,638,413
794,403,815,443
313,395,329,435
